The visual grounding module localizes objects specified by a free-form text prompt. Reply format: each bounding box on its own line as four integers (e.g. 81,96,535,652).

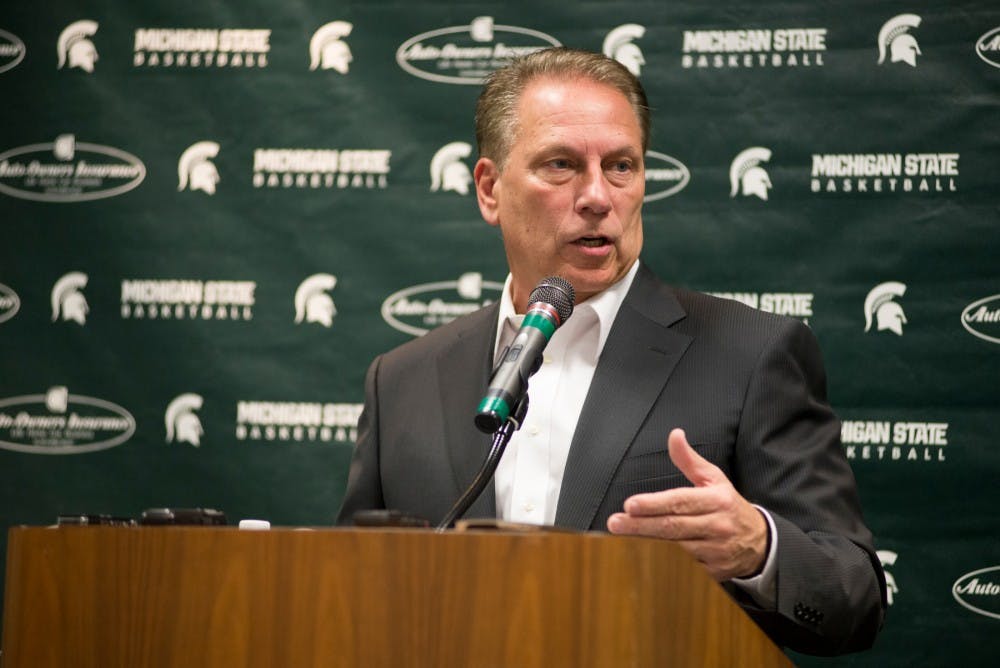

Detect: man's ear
474,158,500,227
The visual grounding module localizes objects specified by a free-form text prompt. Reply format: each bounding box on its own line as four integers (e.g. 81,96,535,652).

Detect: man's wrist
743,507,772,578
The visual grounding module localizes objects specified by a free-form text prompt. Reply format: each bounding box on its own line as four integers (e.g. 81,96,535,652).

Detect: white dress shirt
490,260,777,607
493,262,640,525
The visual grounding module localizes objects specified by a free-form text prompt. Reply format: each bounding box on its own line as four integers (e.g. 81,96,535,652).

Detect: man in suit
338,47,885,655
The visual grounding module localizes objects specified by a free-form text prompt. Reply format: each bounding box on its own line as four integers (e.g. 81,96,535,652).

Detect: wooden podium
2,526,791,667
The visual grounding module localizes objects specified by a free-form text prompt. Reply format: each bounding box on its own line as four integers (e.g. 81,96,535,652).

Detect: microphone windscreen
529,276,575,323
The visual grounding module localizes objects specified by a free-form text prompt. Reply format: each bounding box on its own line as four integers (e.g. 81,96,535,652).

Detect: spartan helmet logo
864,281,908,336
310,21,353,73
51,272,89,325
165,393,204,447
878,14,922,67
603,24,647,77
430,142,473,195
294,273,338,327
177,141,220,195
729,147,773,201
57,20,99,72
877,550,899,606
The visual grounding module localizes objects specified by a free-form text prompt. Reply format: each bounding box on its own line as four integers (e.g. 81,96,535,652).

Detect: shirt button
542,355,552,365
524,503,535,512
528,425,540,436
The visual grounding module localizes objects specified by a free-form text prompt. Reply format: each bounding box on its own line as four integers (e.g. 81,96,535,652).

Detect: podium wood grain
2,526,791,667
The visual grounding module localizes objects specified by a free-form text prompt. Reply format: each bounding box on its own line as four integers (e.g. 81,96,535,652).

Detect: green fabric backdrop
2,1,998,664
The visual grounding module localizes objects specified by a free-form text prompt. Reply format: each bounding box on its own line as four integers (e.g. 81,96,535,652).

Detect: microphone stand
435,395,528,532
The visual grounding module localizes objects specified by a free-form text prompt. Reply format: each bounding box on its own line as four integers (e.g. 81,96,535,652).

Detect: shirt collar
493,260,641,358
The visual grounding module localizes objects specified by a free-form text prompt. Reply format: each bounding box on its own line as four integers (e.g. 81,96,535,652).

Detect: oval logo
953,566,1000,620
0,388,136,454
0,282,20,324
960,294,1000,344
0,29,26,74
396,16,560,84
382,273,503,336
644,150,691,202
975,27,1000,69
0,136,146,202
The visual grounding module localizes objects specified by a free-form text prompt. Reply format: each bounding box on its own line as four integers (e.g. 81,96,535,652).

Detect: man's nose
575,163,612,215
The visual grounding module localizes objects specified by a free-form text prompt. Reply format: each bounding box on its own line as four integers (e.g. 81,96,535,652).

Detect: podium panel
2,526,791,667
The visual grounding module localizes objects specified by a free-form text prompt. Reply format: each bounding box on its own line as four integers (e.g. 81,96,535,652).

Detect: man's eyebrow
533,143,642,157
533,143,582,156
610,146,644,158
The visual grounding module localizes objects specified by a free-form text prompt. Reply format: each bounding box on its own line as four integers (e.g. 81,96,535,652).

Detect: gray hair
475,47,651,170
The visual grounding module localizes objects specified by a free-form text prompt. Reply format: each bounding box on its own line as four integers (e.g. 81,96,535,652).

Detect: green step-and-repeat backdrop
1,2,998,664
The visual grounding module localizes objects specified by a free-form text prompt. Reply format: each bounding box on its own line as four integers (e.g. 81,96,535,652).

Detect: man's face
475,77,645,310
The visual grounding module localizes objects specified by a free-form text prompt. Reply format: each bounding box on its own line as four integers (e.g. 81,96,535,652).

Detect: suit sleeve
730,317,887,655
336,355,386,524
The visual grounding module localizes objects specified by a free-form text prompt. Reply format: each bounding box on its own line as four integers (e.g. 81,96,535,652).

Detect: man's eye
548,159,571,169
608,160,632,173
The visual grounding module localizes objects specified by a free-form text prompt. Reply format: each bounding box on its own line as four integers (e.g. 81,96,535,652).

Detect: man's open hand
607,428,769,581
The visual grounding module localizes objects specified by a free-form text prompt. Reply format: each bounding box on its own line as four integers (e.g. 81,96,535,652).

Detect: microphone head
528,276,575,323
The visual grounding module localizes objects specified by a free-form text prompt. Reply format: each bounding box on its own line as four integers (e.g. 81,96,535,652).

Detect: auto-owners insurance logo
0,134,145,202
382,272,503,336
396,16,560,84
0,283,20,324
0,29,26,74
961,294,1000,344
644,150,690,202
975,27,1000,69
0,386,136,454
953,566,1000,620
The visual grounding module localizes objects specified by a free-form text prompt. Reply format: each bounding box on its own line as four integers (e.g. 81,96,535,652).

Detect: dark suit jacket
338,263,886,655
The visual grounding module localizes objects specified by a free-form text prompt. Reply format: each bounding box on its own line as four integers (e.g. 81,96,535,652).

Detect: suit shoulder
378,301,498,367
669,285,812,346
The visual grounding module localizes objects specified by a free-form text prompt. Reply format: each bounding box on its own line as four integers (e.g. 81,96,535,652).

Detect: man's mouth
575,236,610,248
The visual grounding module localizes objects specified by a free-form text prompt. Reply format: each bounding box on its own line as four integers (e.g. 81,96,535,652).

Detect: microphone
474,276,575,433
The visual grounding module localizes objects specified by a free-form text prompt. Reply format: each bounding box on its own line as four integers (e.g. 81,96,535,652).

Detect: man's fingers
607,512,713,541
667,428,726,487
623,486,721,517
607,514,756,582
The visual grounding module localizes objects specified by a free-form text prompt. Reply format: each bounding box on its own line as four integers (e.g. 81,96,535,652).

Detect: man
338,48,885,655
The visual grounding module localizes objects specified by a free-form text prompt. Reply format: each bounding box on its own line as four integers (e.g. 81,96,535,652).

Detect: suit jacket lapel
555,265,692,529
435,301,500,518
